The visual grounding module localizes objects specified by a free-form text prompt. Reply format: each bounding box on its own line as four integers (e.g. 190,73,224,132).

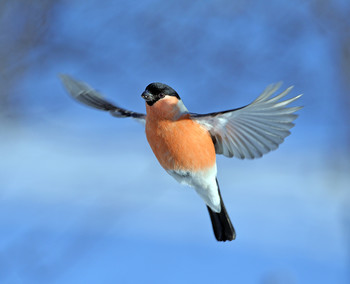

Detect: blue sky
0,0,349,283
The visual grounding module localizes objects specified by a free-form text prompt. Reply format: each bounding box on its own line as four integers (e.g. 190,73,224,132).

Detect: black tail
207,180,236,241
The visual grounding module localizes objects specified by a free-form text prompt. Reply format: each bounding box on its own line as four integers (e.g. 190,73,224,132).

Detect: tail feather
207,180,236,241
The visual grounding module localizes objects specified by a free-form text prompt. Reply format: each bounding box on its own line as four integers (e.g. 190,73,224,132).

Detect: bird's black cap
141,82,180,106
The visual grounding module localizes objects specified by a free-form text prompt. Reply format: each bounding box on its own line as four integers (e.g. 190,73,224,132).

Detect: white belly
167,164,221,213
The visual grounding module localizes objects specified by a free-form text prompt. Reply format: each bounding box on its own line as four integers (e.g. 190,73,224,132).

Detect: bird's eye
159,93,165,99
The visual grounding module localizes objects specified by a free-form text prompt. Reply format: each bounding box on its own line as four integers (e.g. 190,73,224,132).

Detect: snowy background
0,0,349,283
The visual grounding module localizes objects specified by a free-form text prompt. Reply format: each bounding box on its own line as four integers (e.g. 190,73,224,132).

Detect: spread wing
59,74,146,124
191,83,302,159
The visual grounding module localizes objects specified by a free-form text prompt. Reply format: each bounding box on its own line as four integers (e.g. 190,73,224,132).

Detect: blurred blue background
1,0,349,283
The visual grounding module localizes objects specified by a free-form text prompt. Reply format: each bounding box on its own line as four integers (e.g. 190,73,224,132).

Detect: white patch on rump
167,164,221,213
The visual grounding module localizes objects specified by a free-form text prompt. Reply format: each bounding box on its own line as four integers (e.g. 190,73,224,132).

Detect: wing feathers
264,86,293,104
192,83,302,159
59,74,146,123
251,82,283,103
60,76,301,159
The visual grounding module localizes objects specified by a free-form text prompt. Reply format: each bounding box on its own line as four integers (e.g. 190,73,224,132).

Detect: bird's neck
146,97,189,121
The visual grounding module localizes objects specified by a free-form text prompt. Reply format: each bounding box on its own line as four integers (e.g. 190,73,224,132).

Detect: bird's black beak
141,90,153,101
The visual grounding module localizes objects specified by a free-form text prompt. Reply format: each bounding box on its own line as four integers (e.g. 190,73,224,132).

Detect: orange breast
145,108,216,172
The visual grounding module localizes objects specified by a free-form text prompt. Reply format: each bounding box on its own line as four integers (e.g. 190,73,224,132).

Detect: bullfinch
60,74,302,242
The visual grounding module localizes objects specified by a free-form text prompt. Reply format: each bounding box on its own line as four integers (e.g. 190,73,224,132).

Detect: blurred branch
0,1,57,122
339,40,350,151
310,0,350,153
310,1,350,282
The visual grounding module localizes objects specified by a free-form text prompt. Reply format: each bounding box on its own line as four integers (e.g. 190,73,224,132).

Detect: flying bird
60,74,302,242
